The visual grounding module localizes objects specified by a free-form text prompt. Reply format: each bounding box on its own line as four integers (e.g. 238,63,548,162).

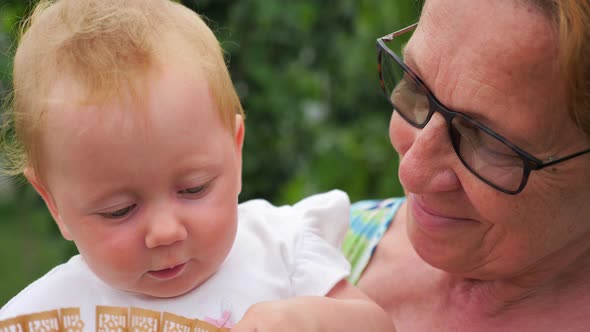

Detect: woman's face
390,0,590,278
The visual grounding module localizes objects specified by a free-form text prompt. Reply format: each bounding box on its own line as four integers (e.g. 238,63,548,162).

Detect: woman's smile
409,194,477,231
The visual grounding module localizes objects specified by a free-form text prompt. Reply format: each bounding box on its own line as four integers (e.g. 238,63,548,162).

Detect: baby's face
35,66,244,297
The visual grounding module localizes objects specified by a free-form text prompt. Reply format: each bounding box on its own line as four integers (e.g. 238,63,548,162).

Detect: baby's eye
178,185,207,196
100,204,136,219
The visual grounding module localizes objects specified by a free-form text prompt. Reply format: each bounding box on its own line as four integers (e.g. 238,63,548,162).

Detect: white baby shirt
0,190,351,329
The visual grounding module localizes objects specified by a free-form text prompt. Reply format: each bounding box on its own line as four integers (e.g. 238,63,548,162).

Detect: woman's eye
100,204,136,219
179,185,207,196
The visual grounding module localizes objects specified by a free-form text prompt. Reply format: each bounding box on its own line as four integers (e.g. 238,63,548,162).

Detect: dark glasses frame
377,23,590,194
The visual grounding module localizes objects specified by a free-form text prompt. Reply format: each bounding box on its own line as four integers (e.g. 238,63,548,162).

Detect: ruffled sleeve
289,190,352,296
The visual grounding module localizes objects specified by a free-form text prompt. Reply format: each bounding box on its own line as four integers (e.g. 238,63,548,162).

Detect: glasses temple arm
537,148,590,169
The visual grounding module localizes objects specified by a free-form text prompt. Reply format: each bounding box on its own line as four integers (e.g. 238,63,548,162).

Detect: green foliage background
0,0,419,306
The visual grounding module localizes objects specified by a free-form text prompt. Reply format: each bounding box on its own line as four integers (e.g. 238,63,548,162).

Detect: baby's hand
231,297,321,332
231,281,395,332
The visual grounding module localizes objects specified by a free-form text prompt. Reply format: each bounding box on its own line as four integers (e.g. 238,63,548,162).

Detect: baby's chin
135,287,195,298
91,273,201,299
118,280,202,298
129,272,219,298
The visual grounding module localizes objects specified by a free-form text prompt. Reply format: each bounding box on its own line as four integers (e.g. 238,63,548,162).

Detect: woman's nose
144,208,188,249
390,111,462,193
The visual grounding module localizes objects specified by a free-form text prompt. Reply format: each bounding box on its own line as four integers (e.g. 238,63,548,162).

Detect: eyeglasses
377,23,590,194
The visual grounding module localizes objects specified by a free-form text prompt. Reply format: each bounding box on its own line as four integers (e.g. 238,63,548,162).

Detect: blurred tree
0,0,420,306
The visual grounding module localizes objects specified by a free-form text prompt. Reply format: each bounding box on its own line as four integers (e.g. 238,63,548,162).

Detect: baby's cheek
84,232,145,276
191,210,237,260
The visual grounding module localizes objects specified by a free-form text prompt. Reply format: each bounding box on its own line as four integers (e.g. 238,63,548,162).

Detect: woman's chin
406,218,486,275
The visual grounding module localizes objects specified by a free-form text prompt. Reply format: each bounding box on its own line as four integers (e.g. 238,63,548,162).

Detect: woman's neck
445,235,590,318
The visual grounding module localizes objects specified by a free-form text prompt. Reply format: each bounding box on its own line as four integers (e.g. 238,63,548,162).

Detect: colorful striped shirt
342,197,405,285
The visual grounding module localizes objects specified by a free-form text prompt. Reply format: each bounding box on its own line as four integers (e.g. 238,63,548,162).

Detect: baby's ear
234,114,245,194
234,114,245,152
23,167,73,240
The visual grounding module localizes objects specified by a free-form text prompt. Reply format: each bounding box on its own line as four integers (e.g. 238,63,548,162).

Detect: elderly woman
343,0,590,330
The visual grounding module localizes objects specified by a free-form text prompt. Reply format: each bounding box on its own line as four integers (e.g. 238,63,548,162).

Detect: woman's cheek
389,112,415,157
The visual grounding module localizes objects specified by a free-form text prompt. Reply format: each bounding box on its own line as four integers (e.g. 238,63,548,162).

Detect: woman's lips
410,195,475,229
148,262,187,280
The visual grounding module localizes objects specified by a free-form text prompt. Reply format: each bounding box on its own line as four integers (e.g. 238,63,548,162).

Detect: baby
0,0,393,331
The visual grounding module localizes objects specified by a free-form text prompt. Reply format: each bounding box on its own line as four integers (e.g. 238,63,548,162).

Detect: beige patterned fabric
0,307,229,332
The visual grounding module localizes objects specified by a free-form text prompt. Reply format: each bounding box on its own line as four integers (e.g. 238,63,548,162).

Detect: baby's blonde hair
2,0,244,178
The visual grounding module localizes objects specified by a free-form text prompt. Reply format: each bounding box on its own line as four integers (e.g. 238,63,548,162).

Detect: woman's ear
23,167,73,240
